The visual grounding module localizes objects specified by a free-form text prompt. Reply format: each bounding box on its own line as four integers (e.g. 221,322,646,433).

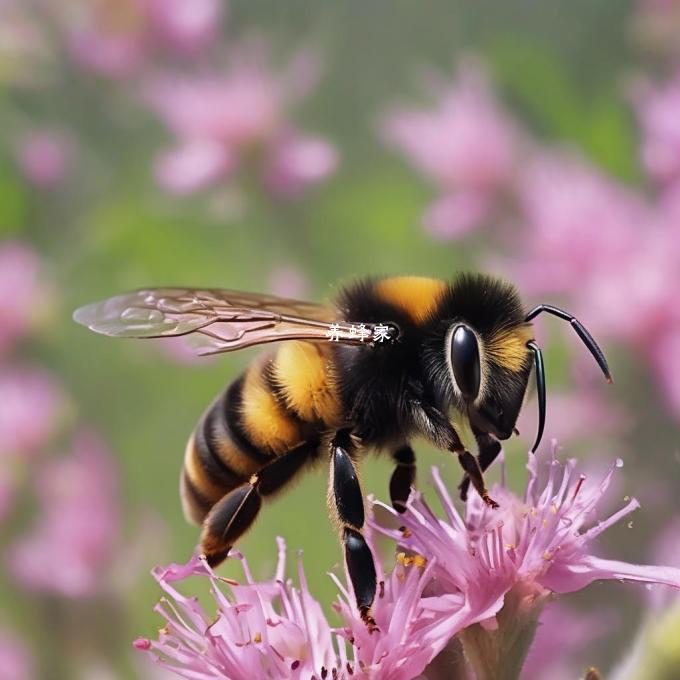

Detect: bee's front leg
328,429,378,632
458,431,502,503
412,401,499,509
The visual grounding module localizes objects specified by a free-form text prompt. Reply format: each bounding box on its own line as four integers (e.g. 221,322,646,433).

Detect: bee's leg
329,429,377,631
389,444,416,512
458,432,502,502
412,400,499,509
456,449,499,509
200,441,313,567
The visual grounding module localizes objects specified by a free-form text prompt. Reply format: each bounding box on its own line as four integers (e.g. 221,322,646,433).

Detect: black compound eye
451,325,481,401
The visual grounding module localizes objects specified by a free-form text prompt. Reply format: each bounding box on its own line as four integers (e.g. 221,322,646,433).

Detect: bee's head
422,274,534,441
426,274,611,451
445,320,533,440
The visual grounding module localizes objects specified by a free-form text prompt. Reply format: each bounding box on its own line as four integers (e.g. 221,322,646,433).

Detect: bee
74,274,610,628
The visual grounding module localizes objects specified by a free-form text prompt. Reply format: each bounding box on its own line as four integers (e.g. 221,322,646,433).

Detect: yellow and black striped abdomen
270,341,343,427
180,342,342,525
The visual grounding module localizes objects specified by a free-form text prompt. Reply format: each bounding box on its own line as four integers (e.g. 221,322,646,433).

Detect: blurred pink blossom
649,327,680,420
585,226,680,343
631,0,680,57
0,241,44,356
269,265,309,299
145,0,222,56
382,62,517,239
67,0,222,78
523,604,614,680
0,366,62,458
9,430,119,598
69,24,146,79
0,463,15,522
516,387,628,449
422,191,493,240
264,133,338,199
648,518,680,609
157,336,210,365
510,150,643,295
15,130,72,188
154,139,235,195
633,69,680,184
148,43,337,197
0,628,33,680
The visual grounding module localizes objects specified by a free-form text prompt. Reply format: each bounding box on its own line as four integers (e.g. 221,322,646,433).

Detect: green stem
459,584,551,680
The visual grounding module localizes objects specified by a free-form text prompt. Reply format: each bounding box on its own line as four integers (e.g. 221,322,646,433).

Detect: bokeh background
1,1,679,678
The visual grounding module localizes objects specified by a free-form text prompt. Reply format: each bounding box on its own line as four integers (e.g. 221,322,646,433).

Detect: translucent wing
73,288,378,355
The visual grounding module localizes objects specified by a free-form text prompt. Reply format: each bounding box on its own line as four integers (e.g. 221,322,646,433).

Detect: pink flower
68,25,146,80
633,69,680,184
136,538,455,679
67,0,222,78
15,130,72,188
584,224,680,343
631,0,680,58
371,444,680,678
148,43,336,197
0,366,62,458
136,542,339,678
515,386,628,449
157,336,214,365
649,327,680,421
263,133,338,199
647,518,680,611
378,445,680,603
0,241,46,356
382,61,516,239
331,541,464,678
383,62,516,192
269,266,309,300
154,139,235,195
0,463,15,522
9,430,119,598
422,192,493,241
523,604,614,680
145,0,221,56
0,628,33,680
510,150,643,295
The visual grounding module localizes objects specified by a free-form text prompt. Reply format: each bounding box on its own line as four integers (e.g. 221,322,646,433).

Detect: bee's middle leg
329,429,377,631
389,444,416,512
200,441,314,567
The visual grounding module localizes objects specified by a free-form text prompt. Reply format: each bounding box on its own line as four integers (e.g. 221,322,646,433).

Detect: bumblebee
74,274,610,627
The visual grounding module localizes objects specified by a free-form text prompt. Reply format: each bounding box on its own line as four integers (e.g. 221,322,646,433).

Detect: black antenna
527,341,545,454
525,304,612,383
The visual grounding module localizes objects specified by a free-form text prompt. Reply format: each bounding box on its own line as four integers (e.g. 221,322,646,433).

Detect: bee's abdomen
270,341,343,427
181,354,315,526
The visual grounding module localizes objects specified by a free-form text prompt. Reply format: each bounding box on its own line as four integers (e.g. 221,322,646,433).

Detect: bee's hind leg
200,441,314,567
389,444,416,512
458,431,502,503
329,429,378,632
